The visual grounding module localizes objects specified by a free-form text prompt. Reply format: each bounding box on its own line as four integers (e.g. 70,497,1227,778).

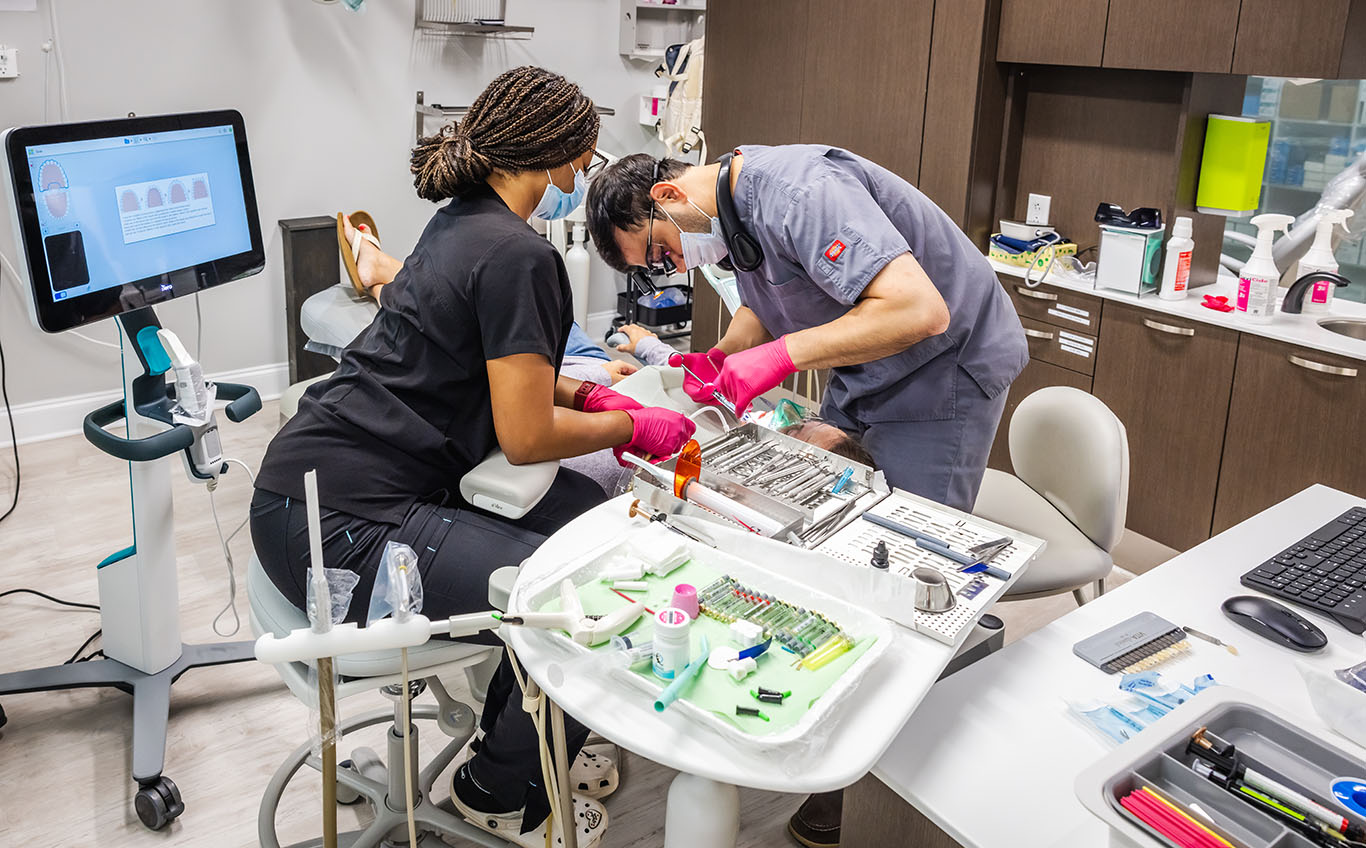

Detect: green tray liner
537,558,875,737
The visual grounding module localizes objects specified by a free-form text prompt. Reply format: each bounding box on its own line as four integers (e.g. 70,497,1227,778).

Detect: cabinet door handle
1142,318,1195,337
1288,354,1358,378
1015,286,1057,301
1023,328,1055,340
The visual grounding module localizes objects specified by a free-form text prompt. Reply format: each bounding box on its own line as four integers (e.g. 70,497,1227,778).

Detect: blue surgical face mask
661,200,729,270
532,166,586,221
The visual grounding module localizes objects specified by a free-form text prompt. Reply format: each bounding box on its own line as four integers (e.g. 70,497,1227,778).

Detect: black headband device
714,152,764,272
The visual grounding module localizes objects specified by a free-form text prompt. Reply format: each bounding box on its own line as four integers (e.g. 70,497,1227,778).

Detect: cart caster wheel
336,760,363,805
135,776,184,831
0,701,7,731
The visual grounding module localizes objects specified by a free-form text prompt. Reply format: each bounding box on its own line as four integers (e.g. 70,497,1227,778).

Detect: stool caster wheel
336,760,363,805
135,776,184,831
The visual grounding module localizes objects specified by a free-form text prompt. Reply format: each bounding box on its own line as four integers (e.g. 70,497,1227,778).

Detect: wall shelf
416,92,615,143
414,1,532,39
620,0,704,61
416,20,534,38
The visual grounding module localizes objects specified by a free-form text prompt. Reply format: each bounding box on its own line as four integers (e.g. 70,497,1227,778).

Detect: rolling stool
249,555,519,848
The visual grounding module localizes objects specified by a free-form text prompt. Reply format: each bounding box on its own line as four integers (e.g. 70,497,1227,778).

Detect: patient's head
780,421,876,468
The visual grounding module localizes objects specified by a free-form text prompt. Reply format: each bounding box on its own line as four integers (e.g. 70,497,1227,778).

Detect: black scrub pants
249,467,607,827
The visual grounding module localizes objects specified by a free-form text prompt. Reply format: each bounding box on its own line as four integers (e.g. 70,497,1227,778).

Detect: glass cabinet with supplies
1225,77,1366,302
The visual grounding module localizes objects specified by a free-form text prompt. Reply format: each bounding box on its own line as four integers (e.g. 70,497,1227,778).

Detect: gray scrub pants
822,368,1008,512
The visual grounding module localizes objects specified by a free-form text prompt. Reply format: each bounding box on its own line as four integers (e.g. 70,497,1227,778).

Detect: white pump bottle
1297,209,1354,314
1238,214,1294,324
566,223,591,329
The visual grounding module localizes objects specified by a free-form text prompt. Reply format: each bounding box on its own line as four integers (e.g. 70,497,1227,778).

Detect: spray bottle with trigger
1297,210,1354,314
1237,214,1294,325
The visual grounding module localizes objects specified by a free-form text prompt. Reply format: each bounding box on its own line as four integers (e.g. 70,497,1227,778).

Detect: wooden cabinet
1004,278,1102,334
801,0,934,183
997,0,1108,66
999,0,1366,77
987,357,1093,475
988,279,1098,475
1102,0,1241,73
1232,0,1366,79
1091,302,1239,551
699,0,810,157
1213,336,1366,534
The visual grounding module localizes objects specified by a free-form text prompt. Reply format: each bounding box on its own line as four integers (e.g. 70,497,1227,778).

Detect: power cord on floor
0,588,99,611
64,629,101,664
206,456,256,637
0,303,19,526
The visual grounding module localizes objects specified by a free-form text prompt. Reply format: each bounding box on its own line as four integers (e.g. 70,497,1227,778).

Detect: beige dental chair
972,386,1130,605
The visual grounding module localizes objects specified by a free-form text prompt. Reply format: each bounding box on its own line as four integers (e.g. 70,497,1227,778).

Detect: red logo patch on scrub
824,239,847,262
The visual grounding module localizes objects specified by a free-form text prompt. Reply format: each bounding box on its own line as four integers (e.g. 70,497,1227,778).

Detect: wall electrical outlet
1026,193,1051,226
0,47,19,79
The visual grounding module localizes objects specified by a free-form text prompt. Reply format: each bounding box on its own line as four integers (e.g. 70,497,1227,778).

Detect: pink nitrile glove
580,382,644,413
670,348,728,405
710,336,797,416
613,406,697,467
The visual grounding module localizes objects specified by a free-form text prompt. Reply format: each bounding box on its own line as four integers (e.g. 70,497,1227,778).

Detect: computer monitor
3,110,264,333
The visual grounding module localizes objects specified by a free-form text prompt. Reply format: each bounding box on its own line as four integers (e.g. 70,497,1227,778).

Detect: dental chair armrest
215,382,262,423
459,449,560,520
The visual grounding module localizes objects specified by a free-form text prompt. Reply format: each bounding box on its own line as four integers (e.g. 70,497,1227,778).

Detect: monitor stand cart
0,306,262,831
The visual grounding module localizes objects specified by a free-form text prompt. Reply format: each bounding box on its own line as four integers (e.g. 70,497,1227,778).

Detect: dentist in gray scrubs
587,145,1028,511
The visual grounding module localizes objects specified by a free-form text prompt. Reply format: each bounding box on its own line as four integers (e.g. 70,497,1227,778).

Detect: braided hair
410,66,599,202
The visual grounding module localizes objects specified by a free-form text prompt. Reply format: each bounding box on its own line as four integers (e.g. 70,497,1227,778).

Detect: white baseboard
584,309,620,342
2,361,290,447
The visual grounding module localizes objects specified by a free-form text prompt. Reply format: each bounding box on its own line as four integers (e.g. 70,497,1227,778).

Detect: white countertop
876,484,1366,848
992,258,1366,362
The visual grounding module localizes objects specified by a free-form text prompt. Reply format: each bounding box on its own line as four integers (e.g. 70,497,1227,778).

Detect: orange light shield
673,439,702,498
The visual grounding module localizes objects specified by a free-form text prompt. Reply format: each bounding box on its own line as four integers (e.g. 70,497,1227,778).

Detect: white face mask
661,200,729,270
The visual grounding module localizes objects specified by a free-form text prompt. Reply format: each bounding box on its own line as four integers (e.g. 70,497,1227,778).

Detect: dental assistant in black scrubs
250,67,695,845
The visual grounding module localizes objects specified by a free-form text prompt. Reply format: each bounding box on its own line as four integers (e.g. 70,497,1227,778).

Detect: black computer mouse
1221,595,1327,652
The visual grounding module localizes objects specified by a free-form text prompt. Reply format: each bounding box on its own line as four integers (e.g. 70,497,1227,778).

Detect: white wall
0,0,667,440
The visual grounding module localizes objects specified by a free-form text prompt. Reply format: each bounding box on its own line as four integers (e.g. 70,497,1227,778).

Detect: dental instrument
622,450,788,536
668,352,739,415
735,705,770,721
626,499,716,547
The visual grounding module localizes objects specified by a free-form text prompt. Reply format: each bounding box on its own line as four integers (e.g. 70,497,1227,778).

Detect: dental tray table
1077,688,1366,848
510,525,892,747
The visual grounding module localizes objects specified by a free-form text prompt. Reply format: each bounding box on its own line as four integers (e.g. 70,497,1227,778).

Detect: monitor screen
4,110,264,333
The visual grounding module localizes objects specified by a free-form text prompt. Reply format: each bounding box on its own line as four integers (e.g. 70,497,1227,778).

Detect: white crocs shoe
450,790,608,848
572,742,620,800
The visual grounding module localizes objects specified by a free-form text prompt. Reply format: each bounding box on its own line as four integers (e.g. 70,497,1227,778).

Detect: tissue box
1096,225,1164,296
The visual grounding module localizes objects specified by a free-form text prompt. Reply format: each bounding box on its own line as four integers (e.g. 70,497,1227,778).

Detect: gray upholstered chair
973,386,1130,605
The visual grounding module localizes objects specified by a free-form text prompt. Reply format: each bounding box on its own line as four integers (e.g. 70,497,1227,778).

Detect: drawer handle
1015,286,1057,302
1142,318,1195,337
1289,354,1358,378
1023,328,1055,340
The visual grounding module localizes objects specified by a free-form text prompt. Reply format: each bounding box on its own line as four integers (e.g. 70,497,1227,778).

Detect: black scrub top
256,184,572,524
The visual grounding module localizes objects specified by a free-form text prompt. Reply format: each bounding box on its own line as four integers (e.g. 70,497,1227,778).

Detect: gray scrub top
731,144,1027,423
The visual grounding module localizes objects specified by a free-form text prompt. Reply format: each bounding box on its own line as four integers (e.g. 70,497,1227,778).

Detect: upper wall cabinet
1102,0,1241,73
998,0,1366,77
997,0,1108,67
1232,0,1366,80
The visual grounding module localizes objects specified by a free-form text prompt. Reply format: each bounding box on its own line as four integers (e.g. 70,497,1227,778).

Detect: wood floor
0,402,1161,847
